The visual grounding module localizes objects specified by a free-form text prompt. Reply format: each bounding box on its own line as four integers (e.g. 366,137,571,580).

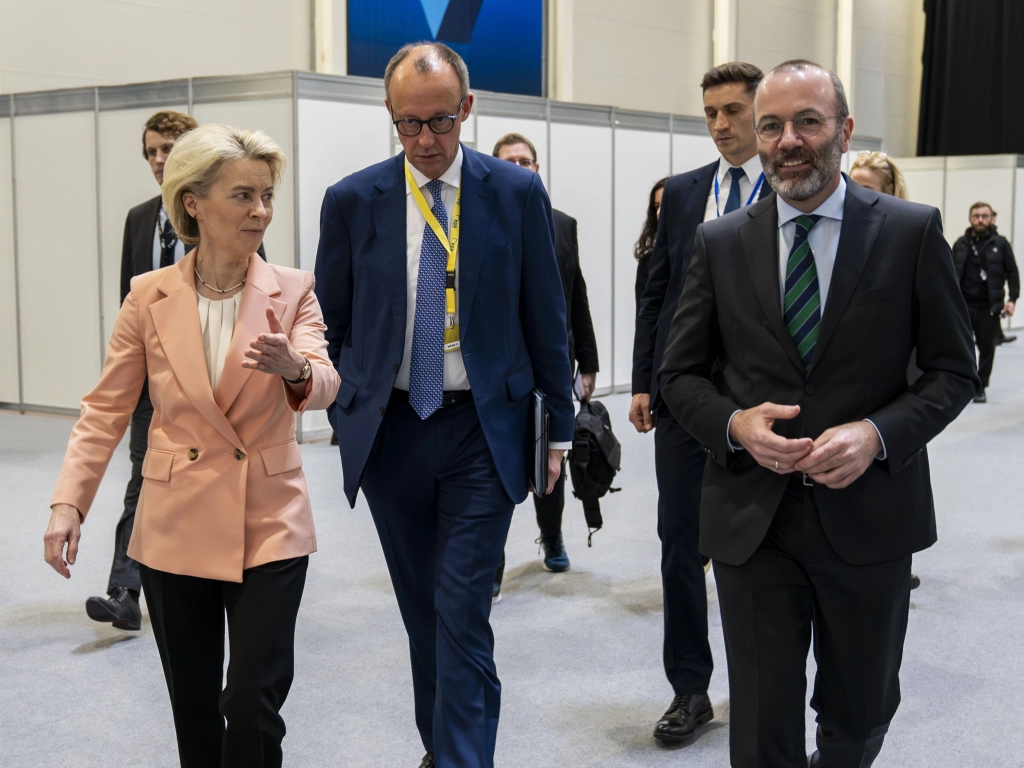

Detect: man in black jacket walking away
952,202,1019,403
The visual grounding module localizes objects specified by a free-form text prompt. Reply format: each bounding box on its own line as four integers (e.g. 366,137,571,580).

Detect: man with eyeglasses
659,59,977,767
314,42,573,768
491,132,599,592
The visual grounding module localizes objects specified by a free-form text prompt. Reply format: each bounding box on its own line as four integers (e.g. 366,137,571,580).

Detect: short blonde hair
162,124,286,244
850,151,908,200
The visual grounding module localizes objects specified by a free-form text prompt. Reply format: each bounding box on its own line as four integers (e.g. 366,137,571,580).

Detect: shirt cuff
863,419,887,460
549,441,571,451
726,410,745,452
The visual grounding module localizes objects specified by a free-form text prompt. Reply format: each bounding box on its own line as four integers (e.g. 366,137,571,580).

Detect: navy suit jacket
314,147,575,507
632,160,772,406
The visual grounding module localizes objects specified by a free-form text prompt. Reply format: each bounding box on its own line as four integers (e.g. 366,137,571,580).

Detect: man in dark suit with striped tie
658,60,978,767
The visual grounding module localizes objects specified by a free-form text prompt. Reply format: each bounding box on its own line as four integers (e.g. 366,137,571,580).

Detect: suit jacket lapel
136,195,162,276
808,181,885,372
149,254,244,450
214,255,286,413
454,147,496,335
739,196,806,374
371,154,409,334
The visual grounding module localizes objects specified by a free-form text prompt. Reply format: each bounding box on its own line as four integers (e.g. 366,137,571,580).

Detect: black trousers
107,394,152,595
532,467,566,539
714,485,911,768
967,303,999,387
139,557,308,768
655,404,713,695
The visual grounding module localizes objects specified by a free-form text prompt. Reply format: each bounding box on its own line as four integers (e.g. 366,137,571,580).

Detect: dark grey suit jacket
658,177,979,566
552,209,599,376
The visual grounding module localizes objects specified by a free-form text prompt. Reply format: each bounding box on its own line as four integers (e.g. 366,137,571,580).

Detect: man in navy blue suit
314,42,574,768
630,61,770,745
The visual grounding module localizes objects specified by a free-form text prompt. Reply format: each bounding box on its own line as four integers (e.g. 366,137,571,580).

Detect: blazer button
379,406,385,415
188,448,198,461
393,363,399,373
804,384,815,394
234,449,245,460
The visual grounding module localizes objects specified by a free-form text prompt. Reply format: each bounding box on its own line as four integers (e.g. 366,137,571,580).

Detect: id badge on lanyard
406,160,463,352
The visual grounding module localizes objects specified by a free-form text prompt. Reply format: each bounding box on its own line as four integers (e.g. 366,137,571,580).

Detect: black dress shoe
973,388,987,403
910,574,921,590
653,692,713,743
85,587,141,631
417,753,434,768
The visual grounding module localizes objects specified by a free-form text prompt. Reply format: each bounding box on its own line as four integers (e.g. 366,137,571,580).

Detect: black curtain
918,0,1024,156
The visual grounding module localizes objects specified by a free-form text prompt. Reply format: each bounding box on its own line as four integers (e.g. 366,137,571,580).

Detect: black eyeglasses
755,112,843,143
391,98,465,137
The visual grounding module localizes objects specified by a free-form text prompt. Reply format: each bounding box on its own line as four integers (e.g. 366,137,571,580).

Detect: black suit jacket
120,194,266,303
658,178,979,566
632,160,771,405
553,209,599,375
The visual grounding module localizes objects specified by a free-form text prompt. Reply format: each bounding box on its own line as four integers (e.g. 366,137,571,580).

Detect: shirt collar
717,153,764,185
406,145,464,192
777,175,847,228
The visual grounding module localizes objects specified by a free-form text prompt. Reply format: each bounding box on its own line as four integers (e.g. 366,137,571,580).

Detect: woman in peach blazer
43,124,339,768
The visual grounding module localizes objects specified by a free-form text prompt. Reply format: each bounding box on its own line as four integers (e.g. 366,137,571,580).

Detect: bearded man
657,59,978,767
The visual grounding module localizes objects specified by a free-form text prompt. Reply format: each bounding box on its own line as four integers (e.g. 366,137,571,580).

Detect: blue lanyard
714,163,766,217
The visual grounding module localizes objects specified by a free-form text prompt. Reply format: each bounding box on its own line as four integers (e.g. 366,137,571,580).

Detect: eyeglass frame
390,98,467,137
754,112,845,143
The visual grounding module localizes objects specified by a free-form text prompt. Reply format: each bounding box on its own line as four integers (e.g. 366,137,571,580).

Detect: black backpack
568,400,621,545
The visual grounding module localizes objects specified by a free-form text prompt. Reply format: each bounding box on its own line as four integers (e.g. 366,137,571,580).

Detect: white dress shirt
153,205,186,272
394,147,470,392
726,175,887,458
703,154,766,223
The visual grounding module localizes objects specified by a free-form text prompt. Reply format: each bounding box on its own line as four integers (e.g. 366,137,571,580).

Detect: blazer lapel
370,154,409,334
149,255,244,450
455,148,497,335
214,255,286,413
808,181,885,372
136,195,162,276
739,196,806,374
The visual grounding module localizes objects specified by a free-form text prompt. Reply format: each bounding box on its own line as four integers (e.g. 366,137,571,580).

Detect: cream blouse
197,293,242,392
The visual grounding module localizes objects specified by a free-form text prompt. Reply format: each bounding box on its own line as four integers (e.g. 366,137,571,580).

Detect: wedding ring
775,460,779,471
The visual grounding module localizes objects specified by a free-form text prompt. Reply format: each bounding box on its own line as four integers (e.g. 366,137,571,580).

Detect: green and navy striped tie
784,214,823,367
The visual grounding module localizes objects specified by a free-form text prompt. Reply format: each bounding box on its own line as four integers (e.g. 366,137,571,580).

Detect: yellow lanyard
405,159,461,317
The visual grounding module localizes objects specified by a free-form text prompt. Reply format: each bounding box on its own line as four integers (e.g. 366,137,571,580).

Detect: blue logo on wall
348,0,544,97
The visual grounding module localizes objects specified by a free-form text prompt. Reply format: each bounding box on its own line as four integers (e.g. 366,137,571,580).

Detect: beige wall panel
613,128,670,389
193,100,295,268
572,0,712,116
97,105,188,346
476,116,550,191
296,98,391,437
671,132,718,176
0,119,19,403
0,0,311,93
15,111,101,409
736,0,836,74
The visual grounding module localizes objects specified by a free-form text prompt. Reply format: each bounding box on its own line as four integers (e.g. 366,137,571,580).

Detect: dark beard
760,127,844,201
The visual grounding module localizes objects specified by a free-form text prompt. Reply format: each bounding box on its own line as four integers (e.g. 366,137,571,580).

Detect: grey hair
384,41,470,101
762,59,850,119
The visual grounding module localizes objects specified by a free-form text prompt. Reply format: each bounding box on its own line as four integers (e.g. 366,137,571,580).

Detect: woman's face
850,166,892,196
185,159,274,256
654,187,664,220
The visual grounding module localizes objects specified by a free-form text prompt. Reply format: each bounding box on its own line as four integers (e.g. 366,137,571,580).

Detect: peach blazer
51,252,340,582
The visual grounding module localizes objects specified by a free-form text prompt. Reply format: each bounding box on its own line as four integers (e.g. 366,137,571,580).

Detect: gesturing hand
729,403,813,472
793,421,881,489
628,393,656,433
243,307,305,380
44,504,82,579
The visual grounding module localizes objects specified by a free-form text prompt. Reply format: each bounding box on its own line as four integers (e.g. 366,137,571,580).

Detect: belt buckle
802,473,814,487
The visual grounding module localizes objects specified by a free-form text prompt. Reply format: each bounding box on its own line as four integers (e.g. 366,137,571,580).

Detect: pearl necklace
194,266,246,294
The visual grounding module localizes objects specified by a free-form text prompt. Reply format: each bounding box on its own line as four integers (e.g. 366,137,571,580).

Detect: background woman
43,124,339,768
634,177,667,315
850,150,909,199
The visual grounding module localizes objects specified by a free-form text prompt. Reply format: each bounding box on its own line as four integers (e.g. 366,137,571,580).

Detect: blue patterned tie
409,179,448,419
783,214,823,367
723,166,746,214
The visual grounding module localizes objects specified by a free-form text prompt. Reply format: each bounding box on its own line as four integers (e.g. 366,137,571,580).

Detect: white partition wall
613,119,671,390
0,114,18,404
0,71,885,432
549,113,614,395
943,156,1017,247
893,155,945,215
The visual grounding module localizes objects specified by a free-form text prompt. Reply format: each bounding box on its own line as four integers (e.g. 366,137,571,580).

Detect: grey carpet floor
3,345,1024,767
